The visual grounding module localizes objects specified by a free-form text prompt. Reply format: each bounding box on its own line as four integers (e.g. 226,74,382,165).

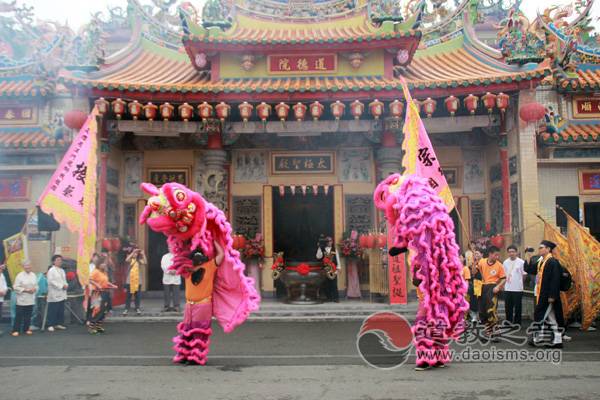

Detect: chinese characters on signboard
0,176,30,201
268,54,337,74
573,97,600,118
148,169,189,187
0,106,36,125
271,152,334,174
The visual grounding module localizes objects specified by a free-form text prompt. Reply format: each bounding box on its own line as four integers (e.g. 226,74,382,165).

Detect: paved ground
1,321,600,399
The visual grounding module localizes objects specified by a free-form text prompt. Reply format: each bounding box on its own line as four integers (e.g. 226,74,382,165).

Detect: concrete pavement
1,321,600,399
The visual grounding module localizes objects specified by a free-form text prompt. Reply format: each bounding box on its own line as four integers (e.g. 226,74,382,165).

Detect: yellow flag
565,211,600,330
3,233,26,282
542,220,579,320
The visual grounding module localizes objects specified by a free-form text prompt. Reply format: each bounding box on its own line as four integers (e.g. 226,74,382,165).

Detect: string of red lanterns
94,93,510,122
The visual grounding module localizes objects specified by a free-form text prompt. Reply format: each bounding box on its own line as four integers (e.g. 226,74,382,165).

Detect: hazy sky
14,0,598,30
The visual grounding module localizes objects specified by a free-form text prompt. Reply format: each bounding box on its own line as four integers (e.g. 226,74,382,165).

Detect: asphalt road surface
1,321,600,400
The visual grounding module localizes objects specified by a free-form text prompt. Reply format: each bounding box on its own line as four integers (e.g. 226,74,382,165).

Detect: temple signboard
147,168,190,187
271,152,334,174
268,54,337,75
0,106,37,125
573,97,600,118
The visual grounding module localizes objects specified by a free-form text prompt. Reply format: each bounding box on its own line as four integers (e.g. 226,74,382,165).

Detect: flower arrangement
242,233,265,260
271,252,285,280
339,230,363,258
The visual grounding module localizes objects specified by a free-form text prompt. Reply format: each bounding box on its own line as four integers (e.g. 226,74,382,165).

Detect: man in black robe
525,240,564,348
316,236,339,302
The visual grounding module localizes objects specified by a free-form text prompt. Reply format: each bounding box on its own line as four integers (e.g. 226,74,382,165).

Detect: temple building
0,0,598,301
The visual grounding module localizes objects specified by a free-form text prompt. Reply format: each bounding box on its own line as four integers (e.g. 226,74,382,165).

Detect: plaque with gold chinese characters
0,105,38,126
573,96,600,118
271,152,334,174
268,54,337,75
147,168,190,188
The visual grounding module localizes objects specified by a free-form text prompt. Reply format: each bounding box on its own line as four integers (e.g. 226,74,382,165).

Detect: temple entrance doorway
272,187,334,262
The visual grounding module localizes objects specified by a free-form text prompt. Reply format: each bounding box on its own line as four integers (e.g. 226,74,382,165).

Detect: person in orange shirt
460,254,472,322
477,246,506,339
86,261,117,334
173,240,224,365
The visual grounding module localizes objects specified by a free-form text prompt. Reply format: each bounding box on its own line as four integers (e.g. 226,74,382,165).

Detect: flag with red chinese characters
38,107,99,285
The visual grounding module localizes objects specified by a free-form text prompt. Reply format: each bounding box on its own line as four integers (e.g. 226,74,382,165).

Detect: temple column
499,130,511,235
97,116,109,242
195,130,229,214
517,90,543,247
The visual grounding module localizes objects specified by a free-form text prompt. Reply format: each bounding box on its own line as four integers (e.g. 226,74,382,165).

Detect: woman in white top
12,260,38,336
47,255,68,332
0,263,8,336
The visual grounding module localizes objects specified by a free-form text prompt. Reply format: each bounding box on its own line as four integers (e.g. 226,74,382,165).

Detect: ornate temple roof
540,123,600,145
0,127,66,149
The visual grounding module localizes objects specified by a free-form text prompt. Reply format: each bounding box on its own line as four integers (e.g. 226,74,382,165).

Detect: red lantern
238,102,254,123
496,92,509,114
389,100,404,119
256,102,271,122
215,102,231,122
350,100,364,120
111,98,126,119
198,102,213,122
366,233,376,249
444,96,459,116
482,92,497,114
359,234,369,248
377,234,387,249
143,102,158,121
178,103,194,122
128,100,142,120
293,103,307,121
111,238,122,252
95,98,109,115
464,94,479,115
421,97,436,118
490,234,505,248
64,110,88,130
275,102,290,122
101,238,112,252
330,101,345,121
369,99,384,119
519,102,545,123
310,101,324,121
160,102,174,121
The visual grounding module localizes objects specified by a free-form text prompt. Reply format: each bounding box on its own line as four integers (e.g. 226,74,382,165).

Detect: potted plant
242,233,265,292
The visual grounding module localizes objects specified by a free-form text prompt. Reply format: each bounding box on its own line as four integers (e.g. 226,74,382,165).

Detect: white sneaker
568,322,582,328
30,326,40,331
562,334,572,342
47,326,55,332
587,326,597,332
55,325,67,330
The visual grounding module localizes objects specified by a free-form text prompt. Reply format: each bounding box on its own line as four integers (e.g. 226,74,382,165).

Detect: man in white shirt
0,263,8,336
46,255,68,332
503,245,526,326
161,251,181,312
12,260,38,336
89,253,99,275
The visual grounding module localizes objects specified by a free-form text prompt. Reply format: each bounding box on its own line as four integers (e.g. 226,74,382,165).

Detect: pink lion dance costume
139,182,260,365
374,174,469,369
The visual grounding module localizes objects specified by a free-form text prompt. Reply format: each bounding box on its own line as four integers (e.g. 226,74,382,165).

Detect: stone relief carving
195,150,229,213
233,150,267,183
339,148,372,182
123,153,143,197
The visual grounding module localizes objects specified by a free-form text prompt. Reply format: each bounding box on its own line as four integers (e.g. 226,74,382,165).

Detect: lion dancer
375,174,469,371
172,243,223,365
139,182,260,366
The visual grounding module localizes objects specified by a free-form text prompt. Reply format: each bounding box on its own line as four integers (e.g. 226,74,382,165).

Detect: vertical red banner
387,225,407,304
